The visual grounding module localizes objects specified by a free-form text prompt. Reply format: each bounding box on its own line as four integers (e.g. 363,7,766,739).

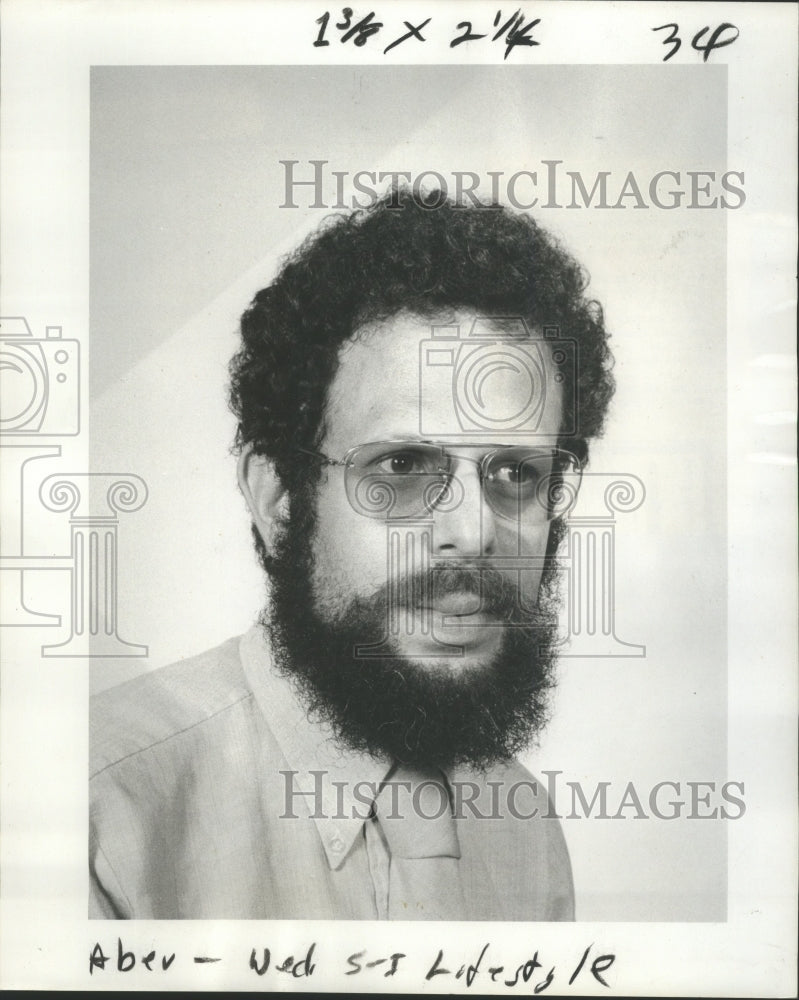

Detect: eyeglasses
298,440,583,522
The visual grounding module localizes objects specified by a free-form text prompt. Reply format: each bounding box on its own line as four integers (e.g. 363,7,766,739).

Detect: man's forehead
323,310,564,451
327,310,456,418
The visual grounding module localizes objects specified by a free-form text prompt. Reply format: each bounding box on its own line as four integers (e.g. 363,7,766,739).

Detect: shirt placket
363,813,391,919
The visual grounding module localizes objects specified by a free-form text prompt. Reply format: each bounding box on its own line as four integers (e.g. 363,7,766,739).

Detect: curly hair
229,189,615,501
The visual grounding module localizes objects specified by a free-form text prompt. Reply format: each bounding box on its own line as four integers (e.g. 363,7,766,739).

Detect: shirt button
330,836,344,853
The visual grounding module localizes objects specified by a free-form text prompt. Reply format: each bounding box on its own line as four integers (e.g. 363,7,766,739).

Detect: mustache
365,564,538,621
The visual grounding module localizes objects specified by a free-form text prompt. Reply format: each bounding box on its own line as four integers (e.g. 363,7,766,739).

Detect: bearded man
89,189,614,920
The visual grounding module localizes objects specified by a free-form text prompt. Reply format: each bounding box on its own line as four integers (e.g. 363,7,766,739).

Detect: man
90,189,614,920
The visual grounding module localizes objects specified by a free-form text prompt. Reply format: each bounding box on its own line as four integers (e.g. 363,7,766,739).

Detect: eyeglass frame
295,438,585,522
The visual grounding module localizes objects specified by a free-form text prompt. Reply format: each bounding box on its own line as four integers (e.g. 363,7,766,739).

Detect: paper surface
0,0,796,993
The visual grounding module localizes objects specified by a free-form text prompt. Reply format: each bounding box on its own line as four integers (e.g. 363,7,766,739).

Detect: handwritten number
336,7,353,30
451,10,538,55
450,21,487,47
652,22,681,61
495,11,540,60
691,23,739,62
653,21,739,62
313,11,330,46
315,8,383,47
336,7,383,48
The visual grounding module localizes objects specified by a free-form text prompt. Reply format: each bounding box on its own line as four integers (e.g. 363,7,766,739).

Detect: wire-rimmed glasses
299,440,583,522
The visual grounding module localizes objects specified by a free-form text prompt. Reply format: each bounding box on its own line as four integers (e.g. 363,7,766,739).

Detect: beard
261,482,567,772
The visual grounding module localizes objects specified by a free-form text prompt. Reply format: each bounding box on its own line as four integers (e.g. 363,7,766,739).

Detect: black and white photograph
0,1,796,994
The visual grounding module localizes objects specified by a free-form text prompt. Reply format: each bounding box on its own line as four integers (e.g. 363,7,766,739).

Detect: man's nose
432,462,496,557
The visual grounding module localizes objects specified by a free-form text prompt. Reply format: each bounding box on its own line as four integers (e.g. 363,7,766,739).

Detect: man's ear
237,446,287,560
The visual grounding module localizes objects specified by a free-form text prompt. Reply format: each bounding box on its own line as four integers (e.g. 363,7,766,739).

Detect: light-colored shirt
90,627,575,920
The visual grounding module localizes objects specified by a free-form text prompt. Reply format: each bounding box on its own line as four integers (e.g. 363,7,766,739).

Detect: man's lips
416,592,485,617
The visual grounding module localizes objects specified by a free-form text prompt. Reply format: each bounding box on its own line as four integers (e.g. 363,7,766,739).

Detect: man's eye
491,462,538,486
488,457,551,496
374,450,430,475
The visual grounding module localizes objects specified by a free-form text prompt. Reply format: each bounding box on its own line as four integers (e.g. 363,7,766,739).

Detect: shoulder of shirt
504,756,546,784
90,634,254,779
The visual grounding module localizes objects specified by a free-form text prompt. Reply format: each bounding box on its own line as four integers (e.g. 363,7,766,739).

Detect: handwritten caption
90,939,616,990
311,7,740,62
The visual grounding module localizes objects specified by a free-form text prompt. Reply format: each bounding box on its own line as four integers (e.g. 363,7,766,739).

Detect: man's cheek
310,533,385,608
494,516,550,554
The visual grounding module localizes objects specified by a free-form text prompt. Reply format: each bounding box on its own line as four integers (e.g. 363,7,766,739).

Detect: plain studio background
79,65,726,922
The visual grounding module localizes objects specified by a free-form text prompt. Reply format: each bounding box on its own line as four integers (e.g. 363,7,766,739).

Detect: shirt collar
239,625,392,870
